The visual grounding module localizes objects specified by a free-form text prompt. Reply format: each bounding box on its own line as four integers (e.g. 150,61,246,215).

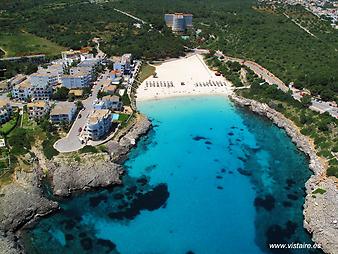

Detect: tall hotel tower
164,13,193,33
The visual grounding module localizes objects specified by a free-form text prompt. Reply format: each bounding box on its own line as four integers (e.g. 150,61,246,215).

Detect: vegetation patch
42,133,60,160
79,145,99,154
137,64,156,83
312,188,326,195
0,32,66,57
0,112,19,136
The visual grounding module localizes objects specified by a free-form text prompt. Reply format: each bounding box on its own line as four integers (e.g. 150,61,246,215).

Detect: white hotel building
84,109,112,141
61,71,91,89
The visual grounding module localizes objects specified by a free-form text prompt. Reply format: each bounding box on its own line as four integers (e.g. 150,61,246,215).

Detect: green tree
300,95,312,107
52,87,70,101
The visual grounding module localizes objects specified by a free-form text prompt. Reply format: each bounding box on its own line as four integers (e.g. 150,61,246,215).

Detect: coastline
1,93,336,253
229,94,338,254
1,48,336,253
137,52,337,253
0,113,152,254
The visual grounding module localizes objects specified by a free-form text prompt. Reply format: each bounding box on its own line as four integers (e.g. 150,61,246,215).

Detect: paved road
114,8,147,24
216,51,289,92
54,70,109,152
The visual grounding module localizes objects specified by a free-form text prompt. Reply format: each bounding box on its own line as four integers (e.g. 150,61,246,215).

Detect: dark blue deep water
23,96,322,254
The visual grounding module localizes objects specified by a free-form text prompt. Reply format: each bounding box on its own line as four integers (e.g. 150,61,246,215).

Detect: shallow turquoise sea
23,96,322,254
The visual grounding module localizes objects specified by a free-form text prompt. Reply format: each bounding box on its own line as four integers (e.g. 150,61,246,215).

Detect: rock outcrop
50,153,123,196
0,171,58,233
0,234,22,254
0,170,58,254
106,114,152,161
230,94,338,254
304,177,338,254
49,114,151,197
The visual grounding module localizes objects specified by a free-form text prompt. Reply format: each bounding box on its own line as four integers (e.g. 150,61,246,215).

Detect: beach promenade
136,54,233,101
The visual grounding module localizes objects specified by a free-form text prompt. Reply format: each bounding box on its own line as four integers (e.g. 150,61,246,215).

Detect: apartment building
50,101,77,123
84,109,112,141
27,101,50,120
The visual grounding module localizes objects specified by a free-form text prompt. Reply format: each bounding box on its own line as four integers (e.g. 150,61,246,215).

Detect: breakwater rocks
230,94,338,254
0,170,58,254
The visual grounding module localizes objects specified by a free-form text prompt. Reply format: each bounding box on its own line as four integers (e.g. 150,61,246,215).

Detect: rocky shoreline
0,113,152,253
230,94,338,254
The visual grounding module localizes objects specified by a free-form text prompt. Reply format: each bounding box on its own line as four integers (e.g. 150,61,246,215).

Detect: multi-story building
0,99,12,124
30,73,58,87
37,63,64,83
121,53,133,74
165,13,193,33
12,77,53,101
93,95,122,111
50,101,77,123
61,50,81,65
84,109,112,141
61,71,91,89
70,67,93,80
12,80,33,101
78,59,100,69
27,101,50,120
8,74,27,89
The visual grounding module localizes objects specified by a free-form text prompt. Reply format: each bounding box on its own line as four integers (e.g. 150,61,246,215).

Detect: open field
0,32,66,57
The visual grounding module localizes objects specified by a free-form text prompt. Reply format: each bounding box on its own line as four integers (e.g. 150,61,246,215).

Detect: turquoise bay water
23,96,321,254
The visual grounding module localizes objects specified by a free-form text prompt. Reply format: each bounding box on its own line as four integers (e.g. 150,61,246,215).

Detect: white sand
135,54,233,102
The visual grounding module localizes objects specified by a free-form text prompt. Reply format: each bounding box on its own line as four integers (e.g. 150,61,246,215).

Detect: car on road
78,114,82,118
78,127,82,133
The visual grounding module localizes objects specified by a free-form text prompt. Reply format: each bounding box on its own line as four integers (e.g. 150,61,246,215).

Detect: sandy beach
136,54,233,102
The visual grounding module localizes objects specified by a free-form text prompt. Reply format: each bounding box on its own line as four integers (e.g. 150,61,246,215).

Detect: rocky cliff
0,170,58,254
230,94,338,254
49,114,152,197
49,153,124,196
0,113,152,253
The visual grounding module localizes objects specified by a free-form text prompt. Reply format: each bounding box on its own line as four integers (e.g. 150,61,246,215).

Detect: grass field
0,32,66,57
137,64,156,83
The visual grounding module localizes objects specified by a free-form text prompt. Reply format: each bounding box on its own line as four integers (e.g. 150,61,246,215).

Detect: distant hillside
0,0,337,101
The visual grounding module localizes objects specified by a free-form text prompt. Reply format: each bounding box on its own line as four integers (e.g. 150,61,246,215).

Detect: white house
50,101,77,123
84,109,112,141
27,101,50,120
